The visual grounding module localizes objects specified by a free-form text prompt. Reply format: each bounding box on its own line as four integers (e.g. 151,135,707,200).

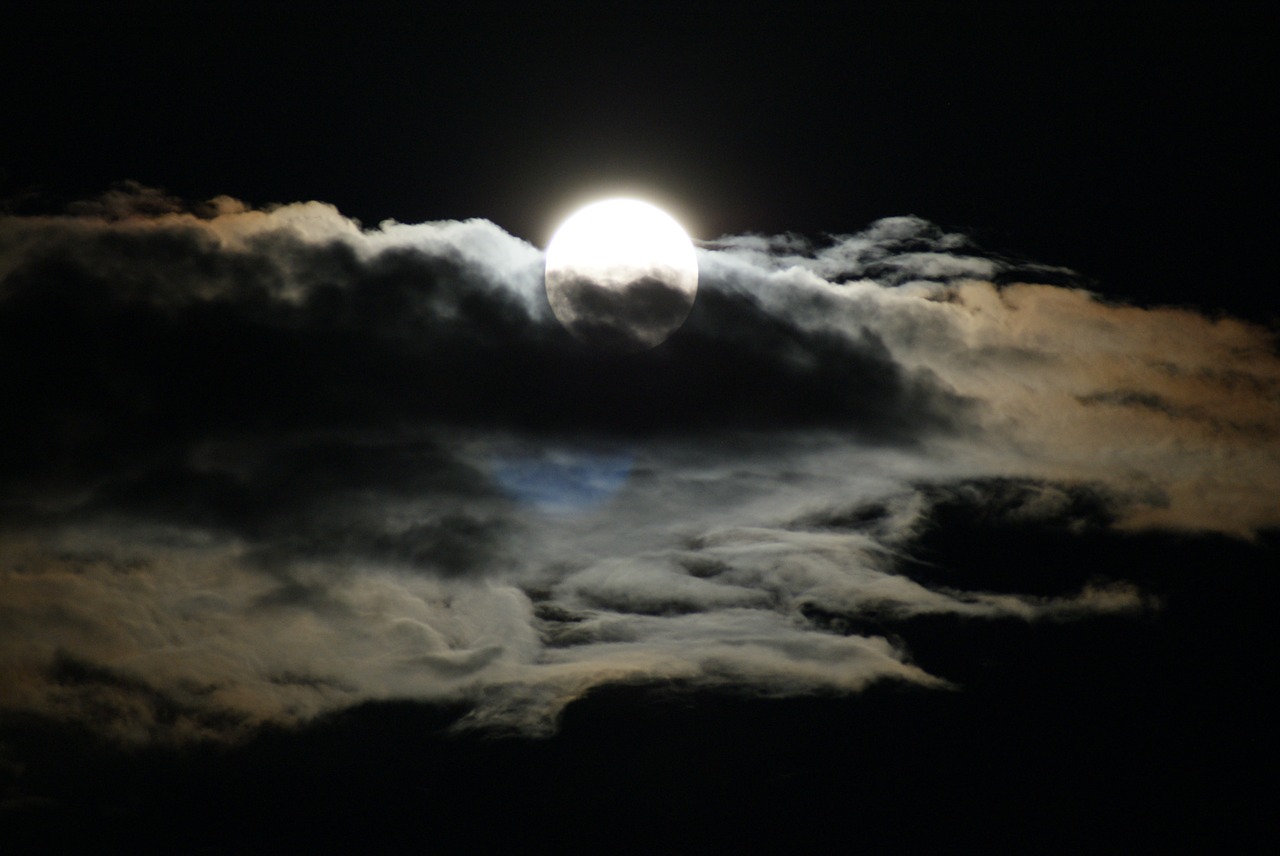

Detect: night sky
1,3,1276,852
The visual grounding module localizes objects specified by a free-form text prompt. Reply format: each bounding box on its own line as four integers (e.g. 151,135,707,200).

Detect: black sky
1,3,1277,853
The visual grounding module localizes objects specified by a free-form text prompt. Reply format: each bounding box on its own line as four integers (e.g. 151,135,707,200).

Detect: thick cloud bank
1,188,1275,739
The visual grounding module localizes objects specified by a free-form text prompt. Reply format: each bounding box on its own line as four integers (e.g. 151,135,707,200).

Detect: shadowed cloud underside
0,188,1276,739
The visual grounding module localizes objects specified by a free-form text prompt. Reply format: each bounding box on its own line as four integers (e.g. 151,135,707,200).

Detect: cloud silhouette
548,274,695,351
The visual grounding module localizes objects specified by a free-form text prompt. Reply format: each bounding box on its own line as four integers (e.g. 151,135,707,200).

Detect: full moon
544,199,698,352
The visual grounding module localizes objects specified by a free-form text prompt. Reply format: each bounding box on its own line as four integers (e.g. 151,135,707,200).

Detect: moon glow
544,199,698,351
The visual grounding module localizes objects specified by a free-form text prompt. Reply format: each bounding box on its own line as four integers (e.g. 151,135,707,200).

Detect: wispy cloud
0,186,1273,739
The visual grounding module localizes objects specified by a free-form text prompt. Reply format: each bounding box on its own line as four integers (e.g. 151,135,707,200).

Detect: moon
544,199,698,352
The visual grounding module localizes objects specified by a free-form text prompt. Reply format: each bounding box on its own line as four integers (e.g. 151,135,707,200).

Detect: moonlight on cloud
544,199,699,351
0,4,1273,852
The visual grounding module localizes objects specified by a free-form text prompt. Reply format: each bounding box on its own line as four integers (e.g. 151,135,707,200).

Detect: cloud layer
1,188,1275,739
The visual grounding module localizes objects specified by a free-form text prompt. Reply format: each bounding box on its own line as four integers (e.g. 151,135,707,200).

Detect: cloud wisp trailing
0,188,1275,739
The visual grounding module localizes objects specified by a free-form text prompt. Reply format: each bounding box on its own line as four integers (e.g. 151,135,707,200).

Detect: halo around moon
544,199,698,352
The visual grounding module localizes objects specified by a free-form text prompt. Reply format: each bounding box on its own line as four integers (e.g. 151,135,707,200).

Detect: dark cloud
67,435,511,576
0,190,1276,746
550,274,694,352
43,652,251,741
0,209,962,500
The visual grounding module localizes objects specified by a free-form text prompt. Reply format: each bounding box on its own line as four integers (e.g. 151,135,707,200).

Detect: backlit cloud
0,186,1274,739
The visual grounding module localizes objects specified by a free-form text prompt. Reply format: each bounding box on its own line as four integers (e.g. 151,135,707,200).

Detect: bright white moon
544,199,698,351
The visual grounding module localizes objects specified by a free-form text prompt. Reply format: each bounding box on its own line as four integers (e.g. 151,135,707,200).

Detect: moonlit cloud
1,185,1275,740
